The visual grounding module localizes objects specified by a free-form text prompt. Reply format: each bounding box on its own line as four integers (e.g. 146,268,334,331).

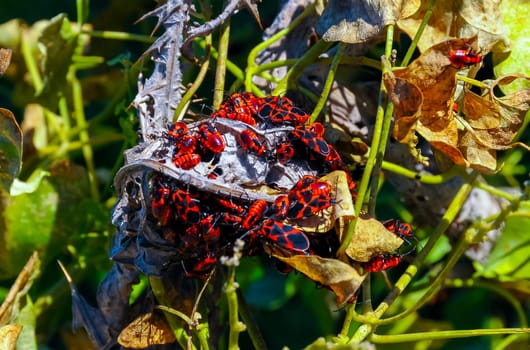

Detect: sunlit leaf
475,210,530,282
13,297,37,350
340,217,404,262
0,108,22,193
494,0,530,95
0,171,57,278
37,14,79,103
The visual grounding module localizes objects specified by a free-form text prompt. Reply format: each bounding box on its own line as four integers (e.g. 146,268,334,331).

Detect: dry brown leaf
118,311,176,348
274,255,365,305
397,0,509,56
286,171,355,233
384,37,488,167
316,0,416,44
340,217,404,262
458,74,530,172
0,324,22,350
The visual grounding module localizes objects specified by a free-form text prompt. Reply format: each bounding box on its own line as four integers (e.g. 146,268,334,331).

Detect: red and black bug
287,178,332,219
237,129,267,156
231,92,263,116
175,135,197,155
362,254,402,272
197,123,225,154
241,199,268,229
217,198,245,215
218,212,243,226
269,195,290,220
173,153,201,170
171,188,201,224
151,185,172,226
449,47,481,68
383,219,414,239
184,253,218,278
257,96,309,126
167,121,188,140
291,124,331,158
251,218,310,254
275,142,295,164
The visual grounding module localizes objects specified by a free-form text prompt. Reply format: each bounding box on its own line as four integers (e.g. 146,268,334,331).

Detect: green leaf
494,0,530,94
0,170,58,279
37,14,78,104
0,108,22,193
14,297,37,350
474,209,530,282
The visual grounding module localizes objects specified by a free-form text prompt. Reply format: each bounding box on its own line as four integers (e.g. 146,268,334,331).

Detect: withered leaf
458,74,530,173
317,0,415,44
274,255,365,306
118,311,176,348
339,217,403,262
398,0,509,55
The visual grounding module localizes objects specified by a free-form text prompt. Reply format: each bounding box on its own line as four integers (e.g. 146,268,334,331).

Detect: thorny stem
213,13,230,109
347,171,478,341
401,0,435,67
309,43,345,123
226,266,246,350
246,3,317,92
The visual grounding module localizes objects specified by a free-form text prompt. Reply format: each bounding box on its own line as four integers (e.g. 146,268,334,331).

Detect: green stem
70,72,99,201
246,3,316,92
226,267,245,349
401,0,435,67
309,43,345,123
370,328,530,344
367,25,395,215
273,39,333,96
213,17,230,108
237,289,268,350
474,181,517,202
348,172,478,342
337,25,395,257
150,277,194,349
381,161,463,184
83,30,155,43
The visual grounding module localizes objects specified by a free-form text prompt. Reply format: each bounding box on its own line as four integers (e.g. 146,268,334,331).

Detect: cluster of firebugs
147,46,483,278
146,91,420,278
